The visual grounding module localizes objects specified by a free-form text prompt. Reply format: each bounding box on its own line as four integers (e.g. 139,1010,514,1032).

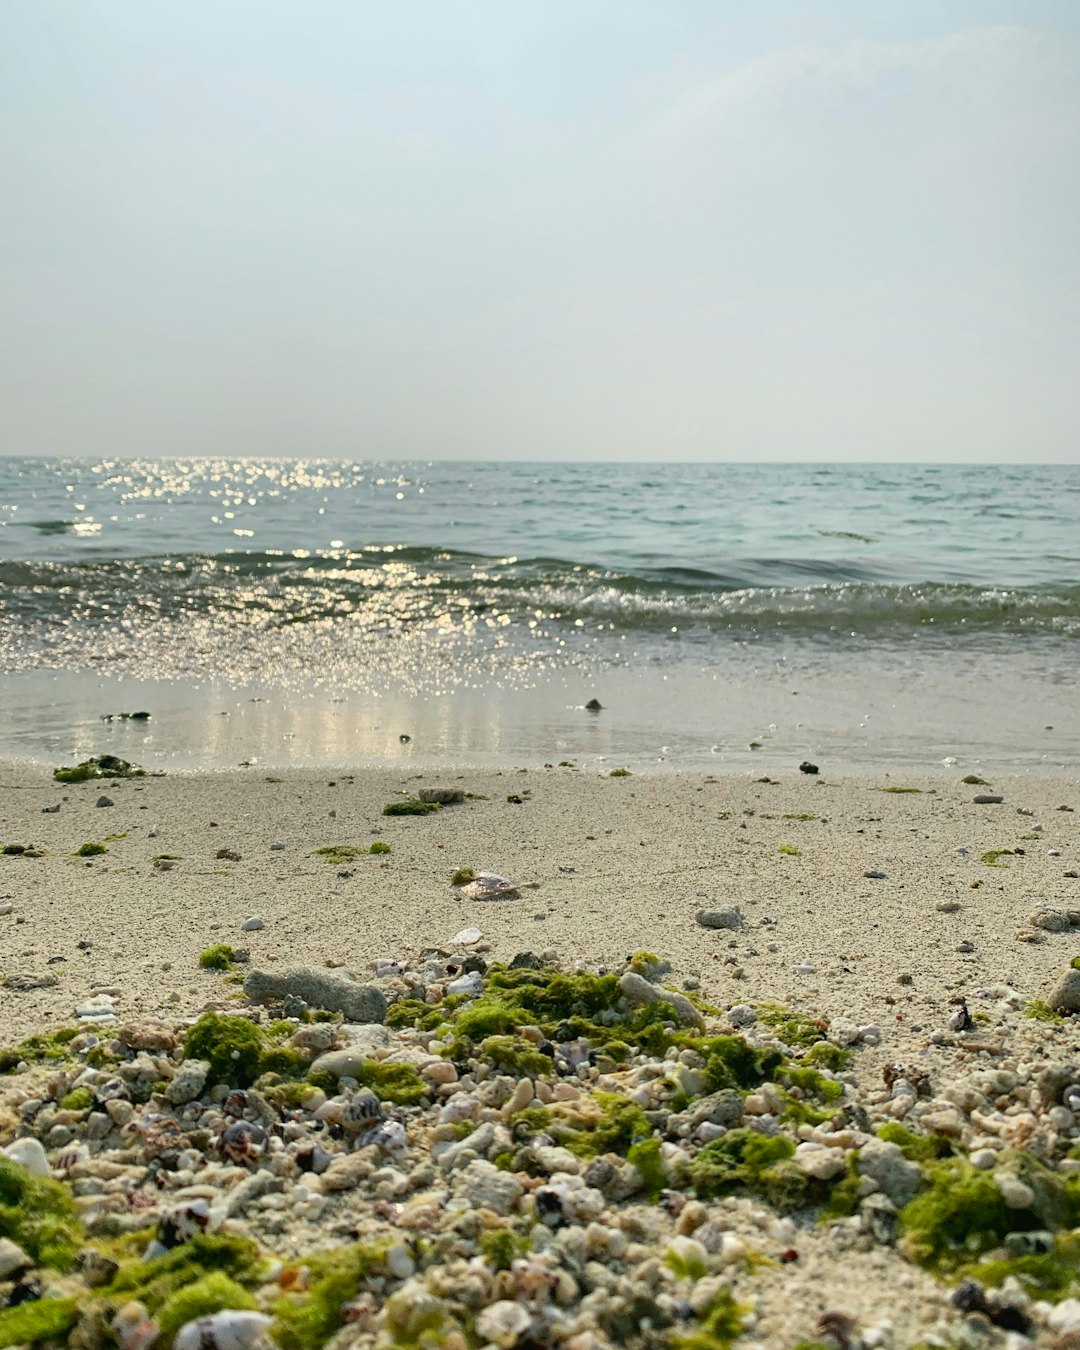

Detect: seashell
342,1089,384,1134
475,1300,532,1348
158,1198,212,1248
452,927,483,946
112,1301,161,1350
95,1077,132,1103
218,1121,269,1165
457,872,520,902
173,1311,274,1350
57,1141,90,1173
359,1119,407,1155
222,1090,250,1119
374,959,407,978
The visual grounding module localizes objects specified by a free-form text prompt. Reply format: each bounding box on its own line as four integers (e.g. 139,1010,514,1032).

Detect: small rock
1049,967,1080,1013
215,847,241,862
996,1174,1035,1210
4,972,58,991
244,968,387,1023
618,970,704,1029
858,1140,922,1207
95,795,114,808
451,927,483,946
696,909,742,930
973,794,1004,804
2,1138,50,1176
864,870,887,880
41,804,61,814
241,916,265,932
1030,906,1080,933
0,1239,30,1281
418,788,465,804
584,699,603,711
165,1059,210,1104
117,1021,177,1054
456,1160,522,1215
799,761,819,774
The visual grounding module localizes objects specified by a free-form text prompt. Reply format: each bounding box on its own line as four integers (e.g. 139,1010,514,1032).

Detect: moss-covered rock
0,1156,84,1270
54,755,147,783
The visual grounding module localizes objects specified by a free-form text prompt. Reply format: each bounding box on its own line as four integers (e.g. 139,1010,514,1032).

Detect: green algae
802,1040,852,1072
382,798,441,816
184,1010,264,1087
258,1046,310,1079
157,1272,258,1346
354,1060,429,1106
0,1297,79,1347
666,1241,708,1281
877,1123,953,1163
567,1092,652,1159
778,844,801,856
981,849,1016,867
59,1086,94,1111
311,843,390,863
899,1153,1080,1271
823,1155,862,1219
480,1035,552,1078
689,1129,806,1210
961,775,990,785
756,1004,828,1050
876,786,923,793
199,943,236,971
103,1233,263,1327
608,768,632,777
695,1035,784,1093
783,813,817,820
450,867,476,885
272,1243,388,1350
262,1080,324,1110
54,755,148,783
76,841,108,857
628,1136,667,1199
670,1290,746,1350
0,1155,84,1270
0,1026,79,1074
479,1228,530,1271
387,998,444,1032
508,1105,554,1137
960,1233,1080,1301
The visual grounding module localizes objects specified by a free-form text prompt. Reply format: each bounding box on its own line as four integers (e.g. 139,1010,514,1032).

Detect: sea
1,458,1077,775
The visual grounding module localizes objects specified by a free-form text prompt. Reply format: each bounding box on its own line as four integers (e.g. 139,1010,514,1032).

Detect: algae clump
961,775,990,785
0,1297,79,1346
0,1026,79,1075
670,1290,746,1350
184,1011,264,1087
981,849,1016,868
778,844,801,856
608,768,632,777
59,1086,94,1111
76,841,108,857
54,755,147,783
382,798,441,816
627,1137,667,1198
450,866,477,886
354,1060,428,1106
0,1155,84,1270
567,1093,651,1159
272,1243,388,1350
690,1129,806,1211
199,943,236,972
157,1272,258,1346
311,843,390,864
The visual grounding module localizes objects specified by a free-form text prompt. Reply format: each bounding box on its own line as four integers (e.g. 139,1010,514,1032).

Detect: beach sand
1,762,1077,1043
3,761,1080,1347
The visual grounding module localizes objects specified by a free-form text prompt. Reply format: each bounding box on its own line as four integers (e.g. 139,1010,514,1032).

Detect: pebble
696,909,742,930
864,870,887,880
241,916,265,932
165,1059,210,1104
2,1137,50,1176
973,794,1004,804
95,795,114,808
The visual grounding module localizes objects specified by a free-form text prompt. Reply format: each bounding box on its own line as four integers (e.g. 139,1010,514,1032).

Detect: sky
1,1,1078,462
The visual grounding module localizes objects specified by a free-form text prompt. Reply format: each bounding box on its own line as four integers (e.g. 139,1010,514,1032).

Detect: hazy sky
2,1,1078,462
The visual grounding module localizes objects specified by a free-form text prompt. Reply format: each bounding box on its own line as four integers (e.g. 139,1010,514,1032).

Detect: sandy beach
2,762,1077,1043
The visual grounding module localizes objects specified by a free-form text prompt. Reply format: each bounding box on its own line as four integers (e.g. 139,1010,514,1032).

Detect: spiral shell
218,1121,269,1165
173,1311,273,1350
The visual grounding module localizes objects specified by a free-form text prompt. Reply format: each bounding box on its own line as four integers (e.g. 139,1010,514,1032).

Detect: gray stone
96,795,114,808
455,1159,522,1215
244,968,387,1023
618,970,704,1029
418,787,465,804
0,1239,30,1280
691,1089,745,1129
696,908,742,930
857,1139,923,1207
973,794,1004,804
310,1048,371,1080
1050,968,1080,1013
165,1059,210,1105
1030,906,1080,933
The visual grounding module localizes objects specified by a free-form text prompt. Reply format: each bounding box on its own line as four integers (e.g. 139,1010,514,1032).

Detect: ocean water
1,458,1078,773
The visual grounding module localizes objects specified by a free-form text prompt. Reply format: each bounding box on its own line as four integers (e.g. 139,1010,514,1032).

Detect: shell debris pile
3,946,1080,1348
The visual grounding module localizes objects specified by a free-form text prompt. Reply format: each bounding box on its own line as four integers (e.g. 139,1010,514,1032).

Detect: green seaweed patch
666,1240,708,1282
1025,999,1064,1024
981,849,1017,868
103,1233,263,1329
875,786,924,794
353,1060,429,1106
76,841,108,857
184,1011,264,1087
670,1291,746,1350
608,768,632,777
628,1137,667,1199
272,1243,389,1350
690,1130,808,1212
157,1272,258,1347
778,844,801,856
382,798,441,816
823,1155,862,1219
479,1228,530,1271
803,1040,852,1072
0,1298,79,1346
756,1003,828,1050
960,1232,1080,1302
480,1035,552,1078
961,775,990,785
0,1026,80,1075
450,867,476,886
199,943,236,971
386,998,444,1032
900,1152,1080,1271
783,813,817,821
54,755,147,783
310,843,391,863
0,1155,84,1270
877,1122,953,1163
567,1092,652,1159
59,1086,94,1111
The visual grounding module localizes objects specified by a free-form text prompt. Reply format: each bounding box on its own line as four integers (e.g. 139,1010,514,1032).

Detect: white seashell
360,1119,407,1155
451,926,483,946
173,1311,273,1350
2,1137,51,1177
458,872,520,901
476,1300,532,1347
446,971,483,997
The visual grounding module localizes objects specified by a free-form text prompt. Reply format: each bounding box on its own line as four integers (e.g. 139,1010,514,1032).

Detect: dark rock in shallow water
799,761,819,775
584,698,603,711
